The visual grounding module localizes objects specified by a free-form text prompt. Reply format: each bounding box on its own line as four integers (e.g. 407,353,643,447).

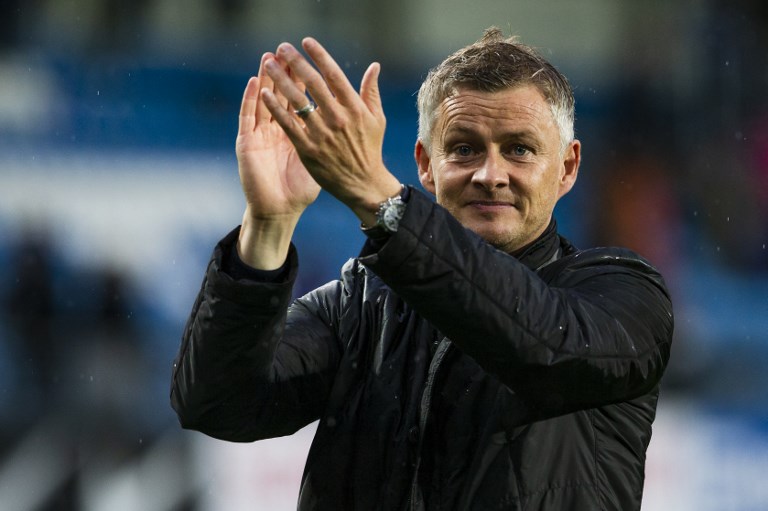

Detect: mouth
467,200,516,212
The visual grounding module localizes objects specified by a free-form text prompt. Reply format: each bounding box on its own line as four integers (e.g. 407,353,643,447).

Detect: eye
454,144,474,157
512,145,530,157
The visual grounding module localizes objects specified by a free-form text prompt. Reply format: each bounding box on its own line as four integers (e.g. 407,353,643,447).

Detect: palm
236,75,320,219
237,122,319,217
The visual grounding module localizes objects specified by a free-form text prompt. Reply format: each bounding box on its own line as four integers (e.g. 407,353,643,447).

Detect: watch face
379,199,406,232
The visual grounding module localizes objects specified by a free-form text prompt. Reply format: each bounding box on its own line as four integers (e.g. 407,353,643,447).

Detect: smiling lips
467,199,516,212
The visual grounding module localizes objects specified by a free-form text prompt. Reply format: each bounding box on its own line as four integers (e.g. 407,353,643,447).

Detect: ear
557,139,581,199
415,140,436,195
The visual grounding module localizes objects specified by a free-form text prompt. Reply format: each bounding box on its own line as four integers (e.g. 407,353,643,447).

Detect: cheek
432,166,460,197
434,179,465,214
531,165,563,201
531,186,558,212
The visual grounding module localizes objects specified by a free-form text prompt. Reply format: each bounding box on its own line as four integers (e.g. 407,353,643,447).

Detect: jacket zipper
407,336,452,510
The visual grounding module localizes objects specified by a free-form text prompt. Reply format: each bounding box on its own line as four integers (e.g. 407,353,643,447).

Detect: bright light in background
0,151,243,320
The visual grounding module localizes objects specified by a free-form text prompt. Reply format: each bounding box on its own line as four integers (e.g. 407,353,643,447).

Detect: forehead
435,85,557,140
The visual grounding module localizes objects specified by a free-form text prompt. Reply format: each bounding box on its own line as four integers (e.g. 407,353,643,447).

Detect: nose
471,152,509,190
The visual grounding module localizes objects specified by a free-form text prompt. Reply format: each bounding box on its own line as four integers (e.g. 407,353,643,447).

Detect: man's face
416,85,580,253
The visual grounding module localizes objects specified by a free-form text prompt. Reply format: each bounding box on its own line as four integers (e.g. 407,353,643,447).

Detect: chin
456,214,523,249
474,228,519,251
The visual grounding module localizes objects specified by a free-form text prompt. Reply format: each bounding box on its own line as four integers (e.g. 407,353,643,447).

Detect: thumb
360,62,383,116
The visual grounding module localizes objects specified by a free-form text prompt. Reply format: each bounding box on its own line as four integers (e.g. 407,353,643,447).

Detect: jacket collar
511,218,562,271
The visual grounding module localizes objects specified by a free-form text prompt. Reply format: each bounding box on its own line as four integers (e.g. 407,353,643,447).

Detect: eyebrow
442,124,542,146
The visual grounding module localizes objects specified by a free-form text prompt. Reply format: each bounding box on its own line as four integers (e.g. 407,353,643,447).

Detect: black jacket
171,187,673,510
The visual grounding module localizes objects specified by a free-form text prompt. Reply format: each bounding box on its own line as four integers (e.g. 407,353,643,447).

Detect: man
171,28,673,510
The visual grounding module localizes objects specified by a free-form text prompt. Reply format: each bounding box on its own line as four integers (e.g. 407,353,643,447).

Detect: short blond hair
417,27,575,153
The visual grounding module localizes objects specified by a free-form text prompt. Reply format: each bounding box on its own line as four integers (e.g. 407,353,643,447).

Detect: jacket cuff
206,226,298,309
358,187,433,267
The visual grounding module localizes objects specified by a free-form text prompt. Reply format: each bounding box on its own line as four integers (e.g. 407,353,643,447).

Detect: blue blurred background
0,1,767,509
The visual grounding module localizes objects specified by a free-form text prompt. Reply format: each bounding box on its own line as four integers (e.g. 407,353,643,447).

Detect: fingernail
276,42,293,56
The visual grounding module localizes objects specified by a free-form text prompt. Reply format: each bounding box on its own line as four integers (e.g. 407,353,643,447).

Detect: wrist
353,174,404,227
360,184,407,234
237,211,298,270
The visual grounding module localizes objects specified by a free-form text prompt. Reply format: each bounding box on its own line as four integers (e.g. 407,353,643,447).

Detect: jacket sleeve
359,189,673,415
170,228,346,442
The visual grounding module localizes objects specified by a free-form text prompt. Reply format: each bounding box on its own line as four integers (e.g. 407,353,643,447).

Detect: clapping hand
235,52,321,269
259,38,402,227
237,52,321,223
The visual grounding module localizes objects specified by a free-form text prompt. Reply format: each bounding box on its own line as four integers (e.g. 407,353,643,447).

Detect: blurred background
0,0,767,509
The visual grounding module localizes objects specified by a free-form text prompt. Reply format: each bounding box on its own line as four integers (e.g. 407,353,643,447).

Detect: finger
264,57,317,118
255,53,275,123
257,52,275,89
275,42,337,111
273,55,293,111
289,65,310,128
260,87,310,147
291,64,307,98
301,37,359,106
258,53,294,117
239,76,259,134
360,62,383,117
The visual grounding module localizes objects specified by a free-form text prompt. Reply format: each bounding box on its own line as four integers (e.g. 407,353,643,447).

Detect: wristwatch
363,187,407,235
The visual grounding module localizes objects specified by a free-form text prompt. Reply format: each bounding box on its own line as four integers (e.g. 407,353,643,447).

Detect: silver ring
294,102,316,119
